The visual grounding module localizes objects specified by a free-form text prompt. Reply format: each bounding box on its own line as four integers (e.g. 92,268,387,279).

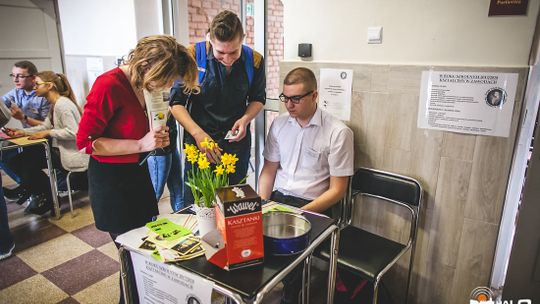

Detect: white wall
283,0,540,66
58,0,137,57
133,0,164,39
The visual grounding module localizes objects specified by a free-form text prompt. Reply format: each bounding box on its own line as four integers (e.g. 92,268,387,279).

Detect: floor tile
0,256,37,290
97,241,119,262
42,249,119,295
73,272,120,304
0,274,68,304
10,217,67,253
49,204,95,232
57,297,80,304
71,224,111,248
5,200,24,213
16,234,93,272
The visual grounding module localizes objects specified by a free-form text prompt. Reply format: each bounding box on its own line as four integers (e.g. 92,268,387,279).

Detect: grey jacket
24,96,89,171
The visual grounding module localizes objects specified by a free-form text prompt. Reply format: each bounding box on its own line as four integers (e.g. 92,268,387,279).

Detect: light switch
367,26,383,44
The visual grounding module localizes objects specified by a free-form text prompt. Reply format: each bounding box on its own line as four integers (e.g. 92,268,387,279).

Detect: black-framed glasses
9,74,33,79
278,91,313,104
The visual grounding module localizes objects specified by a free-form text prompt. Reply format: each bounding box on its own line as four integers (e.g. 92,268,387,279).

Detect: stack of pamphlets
138,216,205,263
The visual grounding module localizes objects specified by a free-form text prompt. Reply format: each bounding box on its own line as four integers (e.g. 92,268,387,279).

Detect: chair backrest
346,167,423,243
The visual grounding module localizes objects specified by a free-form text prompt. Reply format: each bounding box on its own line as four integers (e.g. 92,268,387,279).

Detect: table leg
327,228,340,304
41,142,60,219
301,254,312,304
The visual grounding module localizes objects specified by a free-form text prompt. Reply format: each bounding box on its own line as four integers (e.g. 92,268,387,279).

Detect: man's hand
28,130,50,140
4,128,25,138
193,131,222,163
10,104,24,121
138,126,170,152
228,117,249,142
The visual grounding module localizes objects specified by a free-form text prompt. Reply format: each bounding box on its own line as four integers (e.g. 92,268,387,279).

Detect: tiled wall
280,61,528,304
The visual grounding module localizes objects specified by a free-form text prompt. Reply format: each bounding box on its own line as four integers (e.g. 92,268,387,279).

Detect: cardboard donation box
202,185,264,270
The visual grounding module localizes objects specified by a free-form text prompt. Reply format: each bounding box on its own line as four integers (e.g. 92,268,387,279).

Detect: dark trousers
270,191,311,304
7,145,65,199
0,180,14,251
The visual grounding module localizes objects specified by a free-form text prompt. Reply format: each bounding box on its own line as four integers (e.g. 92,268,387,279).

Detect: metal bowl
263,212,311,256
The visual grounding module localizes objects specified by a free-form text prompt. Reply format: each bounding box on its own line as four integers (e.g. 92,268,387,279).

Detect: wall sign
319,68,353,121
489,0,528,16
417,71,518,137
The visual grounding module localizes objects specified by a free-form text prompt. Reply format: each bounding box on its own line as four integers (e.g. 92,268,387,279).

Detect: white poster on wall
319,68,353,121
86,57,103,89
417,71,518,137
130,251,214,304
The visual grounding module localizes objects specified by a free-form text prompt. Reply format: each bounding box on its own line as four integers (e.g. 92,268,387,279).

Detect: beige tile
73,272,120,304
0,274,68,304
98,241,120,262
369,65,390,93
451,219,499,304
385,93,417,152
17,234,93,272
49,204,95,232
430,157,472,268
465,136,512,224
441,132,477,161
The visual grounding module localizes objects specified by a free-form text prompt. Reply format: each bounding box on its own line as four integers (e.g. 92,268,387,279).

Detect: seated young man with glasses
1,60,50,205
258,67,354,304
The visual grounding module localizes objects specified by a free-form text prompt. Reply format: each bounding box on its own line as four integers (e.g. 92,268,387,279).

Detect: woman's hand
28,130,51,140
138,126,170,152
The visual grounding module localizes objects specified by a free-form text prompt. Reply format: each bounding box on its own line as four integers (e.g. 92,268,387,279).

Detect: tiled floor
0,176,329,304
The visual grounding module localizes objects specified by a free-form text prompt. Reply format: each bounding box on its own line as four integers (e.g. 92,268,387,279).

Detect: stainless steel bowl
263,212,311,255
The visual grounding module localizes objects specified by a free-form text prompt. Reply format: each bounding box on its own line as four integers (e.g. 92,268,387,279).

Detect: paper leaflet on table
262,200,303,215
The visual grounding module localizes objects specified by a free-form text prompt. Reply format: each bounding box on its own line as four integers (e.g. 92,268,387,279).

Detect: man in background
1,60,50,203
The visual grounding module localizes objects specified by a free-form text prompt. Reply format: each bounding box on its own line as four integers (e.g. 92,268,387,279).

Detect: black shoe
15,191,31,205
26,194,53,216
3,186,27,201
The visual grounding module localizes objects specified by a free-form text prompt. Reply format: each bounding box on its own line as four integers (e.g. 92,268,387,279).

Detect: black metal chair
319,167,423,304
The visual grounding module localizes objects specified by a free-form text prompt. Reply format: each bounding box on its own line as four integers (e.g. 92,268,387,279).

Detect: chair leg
66,171,75,217
373,277,381,304
301,255,312,304
405,246,417,304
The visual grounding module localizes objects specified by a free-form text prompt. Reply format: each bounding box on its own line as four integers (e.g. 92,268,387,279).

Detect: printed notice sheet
417,71,518,137
319,69,353,121
131,250,213,304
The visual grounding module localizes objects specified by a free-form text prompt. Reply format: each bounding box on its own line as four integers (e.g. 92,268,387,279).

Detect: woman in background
6,71,88,216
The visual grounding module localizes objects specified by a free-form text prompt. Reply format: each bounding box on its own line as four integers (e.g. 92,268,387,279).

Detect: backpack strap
242,45,254,87
195,41,255,87
195,41,207,84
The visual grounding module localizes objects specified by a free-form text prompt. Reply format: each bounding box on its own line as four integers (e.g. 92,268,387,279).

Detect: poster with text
417,71,518,137
130,251,213,304
319,69,353,121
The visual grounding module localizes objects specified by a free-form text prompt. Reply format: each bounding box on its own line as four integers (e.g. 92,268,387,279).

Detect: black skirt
88,157,158,233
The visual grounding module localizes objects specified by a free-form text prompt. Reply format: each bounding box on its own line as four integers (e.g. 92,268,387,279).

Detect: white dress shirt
263,106,354,200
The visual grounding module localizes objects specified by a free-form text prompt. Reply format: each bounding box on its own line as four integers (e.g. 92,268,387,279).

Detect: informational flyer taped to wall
417,71,518,137
319,69,353,121
130,251,213,304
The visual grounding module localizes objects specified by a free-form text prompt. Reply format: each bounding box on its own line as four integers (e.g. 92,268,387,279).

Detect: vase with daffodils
184,138,239,235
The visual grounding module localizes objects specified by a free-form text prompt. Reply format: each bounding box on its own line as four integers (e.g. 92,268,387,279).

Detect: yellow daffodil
221,153,239,166
225,164,236,174
197,156,210,170
214,165,224,176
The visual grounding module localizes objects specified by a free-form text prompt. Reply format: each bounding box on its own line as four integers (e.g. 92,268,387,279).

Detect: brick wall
187,0,283,98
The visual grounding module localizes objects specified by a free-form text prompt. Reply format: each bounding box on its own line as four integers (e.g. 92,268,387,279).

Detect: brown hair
14,60,38,75
209,10,244,42
36,71,81,113
283,67,318,92
126,35,199,94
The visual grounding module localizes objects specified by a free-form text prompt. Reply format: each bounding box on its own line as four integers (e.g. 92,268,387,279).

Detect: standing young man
171,10,266,204
258,67,354,304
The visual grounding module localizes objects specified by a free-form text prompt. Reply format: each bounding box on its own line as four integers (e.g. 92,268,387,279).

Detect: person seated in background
1,60,50,203
258,67,354,304
5,71,89,216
